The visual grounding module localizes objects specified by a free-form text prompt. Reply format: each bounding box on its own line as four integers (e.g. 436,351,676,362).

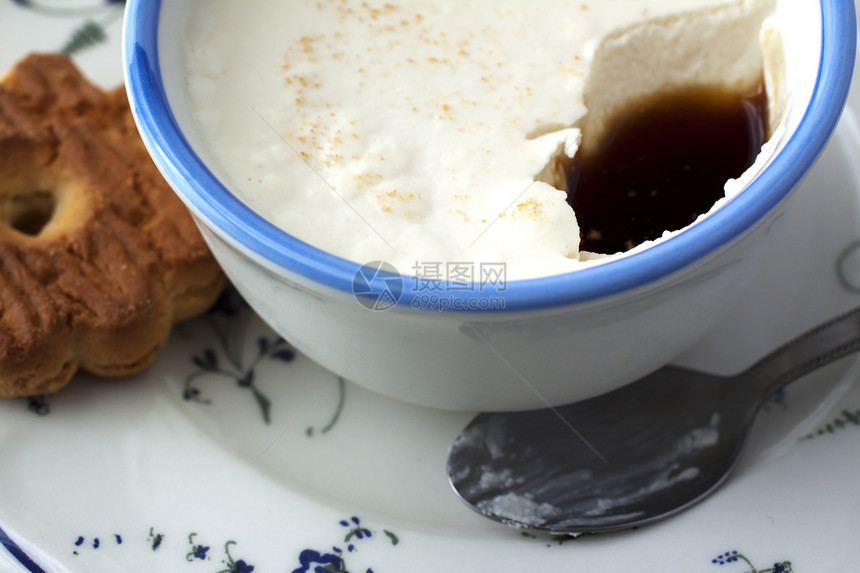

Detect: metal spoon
447,307,860,535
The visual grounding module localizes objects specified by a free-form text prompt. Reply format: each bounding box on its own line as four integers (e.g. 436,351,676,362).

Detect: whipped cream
184,0,780,279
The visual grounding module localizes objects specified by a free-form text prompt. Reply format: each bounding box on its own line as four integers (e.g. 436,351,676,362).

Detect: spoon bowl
447,307,860,534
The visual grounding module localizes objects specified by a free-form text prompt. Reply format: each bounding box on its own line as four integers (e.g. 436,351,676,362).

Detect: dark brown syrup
567,83,768,254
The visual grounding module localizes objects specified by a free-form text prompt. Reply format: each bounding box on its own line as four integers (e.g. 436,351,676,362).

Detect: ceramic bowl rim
122,0,856,312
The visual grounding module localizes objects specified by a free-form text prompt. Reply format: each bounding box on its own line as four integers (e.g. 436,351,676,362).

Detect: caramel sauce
567,83,768,254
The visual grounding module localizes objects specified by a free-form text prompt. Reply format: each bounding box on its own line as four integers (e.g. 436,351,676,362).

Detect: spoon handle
745,307,860,398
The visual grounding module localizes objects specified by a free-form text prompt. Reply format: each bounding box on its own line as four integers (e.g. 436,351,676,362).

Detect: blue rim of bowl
123,0,856,313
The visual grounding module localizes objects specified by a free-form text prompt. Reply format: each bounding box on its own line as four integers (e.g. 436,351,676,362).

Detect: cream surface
184,0,778,279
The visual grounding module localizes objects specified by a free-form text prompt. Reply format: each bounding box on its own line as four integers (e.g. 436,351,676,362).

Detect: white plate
2,3,860,571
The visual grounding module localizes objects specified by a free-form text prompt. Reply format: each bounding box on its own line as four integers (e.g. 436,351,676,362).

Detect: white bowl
123,0,856,411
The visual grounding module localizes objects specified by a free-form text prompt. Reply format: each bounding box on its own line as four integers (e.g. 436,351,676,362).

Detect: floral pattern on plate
63,517,398,573
2,2,860,572
9,0,125,56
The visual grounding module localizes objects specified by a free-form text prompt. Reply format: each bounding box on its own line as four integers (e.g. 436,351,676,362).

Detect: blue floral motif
292,517,396,573
182,287,297,424
9,0,125,11
147,528,164,551
186,532,211,561
293,548,345,573
713,550,741,565
802,408,860,440
711,550,792,572
68,521,393,569
9,0,126,55
236,560,255,573
217,540,255,573
341,517,372,543
183,286,350,433
71,533,123,556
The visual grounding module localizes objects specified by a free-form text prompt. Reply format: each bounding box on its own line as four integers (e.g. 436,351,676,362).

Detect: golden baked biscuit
0,53,225,397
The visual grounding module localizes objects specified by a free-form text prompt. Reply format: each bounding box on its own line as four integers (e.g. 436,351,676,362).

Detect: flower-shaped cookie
0,53,225,397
